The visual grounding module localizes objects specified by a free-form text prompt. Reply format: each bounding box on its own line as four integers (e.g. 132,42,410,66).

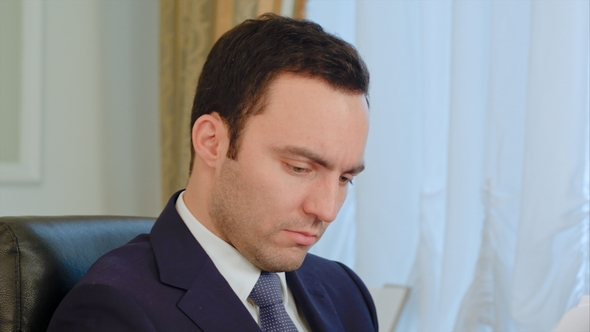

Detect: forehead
242,74,369,169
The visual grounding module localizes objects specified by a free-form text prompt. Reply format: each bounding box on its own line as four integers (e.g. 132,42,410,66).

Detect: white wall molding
0,0,43,183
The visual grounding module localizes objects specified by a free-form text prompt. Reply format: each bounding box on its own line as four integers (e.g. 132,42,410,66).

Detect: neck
183,170,214,232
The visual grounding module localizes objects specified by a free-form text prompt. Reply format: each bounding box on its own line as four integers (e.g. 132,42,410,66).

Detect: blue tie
249,272,299,332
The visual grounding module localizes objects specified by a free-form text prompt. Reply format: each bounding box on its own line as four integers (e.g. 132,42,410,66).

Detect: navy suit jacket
48,192,378,331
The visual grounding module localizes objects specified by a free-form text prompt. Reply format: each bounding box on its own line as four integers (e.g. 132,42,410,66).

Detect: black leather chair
0,216,155,332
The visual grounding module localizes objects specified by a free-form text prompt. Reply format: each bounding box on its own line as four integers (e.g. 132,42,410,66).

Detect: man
48,14,376,331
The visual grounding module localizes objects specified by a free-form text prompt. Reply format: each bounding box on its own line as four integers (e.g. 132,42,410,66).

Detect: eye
340,176,354,185
289,165,309,174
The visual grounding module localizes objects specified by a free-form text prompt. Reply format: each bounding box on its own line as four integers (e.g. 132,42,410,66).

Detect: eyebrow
272,145,366,175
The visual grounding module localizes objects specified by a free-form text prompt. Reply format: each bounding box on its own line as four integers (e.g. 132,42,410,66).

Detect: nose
302,177,345,223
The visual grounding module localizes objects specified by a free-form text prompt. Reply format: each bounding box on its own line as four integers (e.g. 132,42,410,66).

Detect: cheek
249,176,302,218
241,158,306,213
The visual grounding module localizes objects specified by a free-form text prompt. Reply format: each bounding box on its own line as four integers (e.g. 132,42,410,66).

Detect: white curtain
350,1,589,331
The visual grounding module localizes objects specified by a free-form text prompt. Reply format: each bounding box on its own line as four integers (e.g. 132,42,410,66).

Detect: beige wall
0,0,160,217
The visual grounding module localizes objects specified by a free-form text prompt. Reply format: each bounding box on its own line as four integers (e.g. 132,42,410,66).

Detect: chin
253,249,307,272
263,262,303,273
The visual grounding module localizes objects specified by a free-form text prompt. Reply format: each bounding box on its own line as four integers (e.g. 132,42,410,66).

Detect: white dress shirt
176,191,309,331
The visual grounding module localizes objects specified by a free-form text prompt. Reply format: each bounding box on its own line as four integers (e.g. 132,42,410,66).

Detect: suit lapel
150,191,261,332
177,261,261,332
287,266,344,332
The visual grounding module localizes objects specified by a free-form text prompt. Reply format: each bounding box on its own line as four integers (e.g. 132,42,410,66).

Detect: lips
283,230,318,246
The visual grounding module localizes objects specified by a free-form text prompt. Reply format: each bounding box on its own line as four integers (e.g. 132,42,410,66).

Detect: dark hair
190,13,369,165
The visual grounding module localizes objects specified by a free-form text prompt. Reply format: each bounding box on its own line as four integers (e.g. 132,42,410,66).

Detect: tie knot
249,272,284,308
249,272,299,331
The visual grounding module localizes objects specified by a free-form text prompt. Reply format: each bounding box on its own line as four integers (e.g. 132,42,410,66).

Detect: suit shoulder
71,233,174,309
78,233,156,287
48,283,157,331
53,234,191,330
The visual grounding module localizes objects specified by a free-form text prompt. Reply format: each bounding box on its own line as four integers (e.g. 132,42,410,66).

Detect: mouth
283,230,318,246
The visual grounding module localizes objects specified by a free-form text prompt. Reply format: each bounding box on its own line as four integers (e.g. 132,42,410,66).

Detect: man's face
209,74,369,272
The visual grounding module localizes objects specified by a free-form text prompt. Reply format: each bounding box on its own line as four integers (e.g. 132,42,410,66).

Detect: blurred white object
368,285,410,332
552,296,589,332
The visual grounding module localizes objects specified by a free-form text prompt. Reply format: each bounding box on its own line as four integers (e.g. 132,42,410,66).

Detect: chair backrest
0,216,155,332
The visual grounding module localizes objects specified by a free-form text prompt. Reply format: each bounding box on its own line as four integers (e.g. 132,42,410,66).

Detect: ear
191,113,229,169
